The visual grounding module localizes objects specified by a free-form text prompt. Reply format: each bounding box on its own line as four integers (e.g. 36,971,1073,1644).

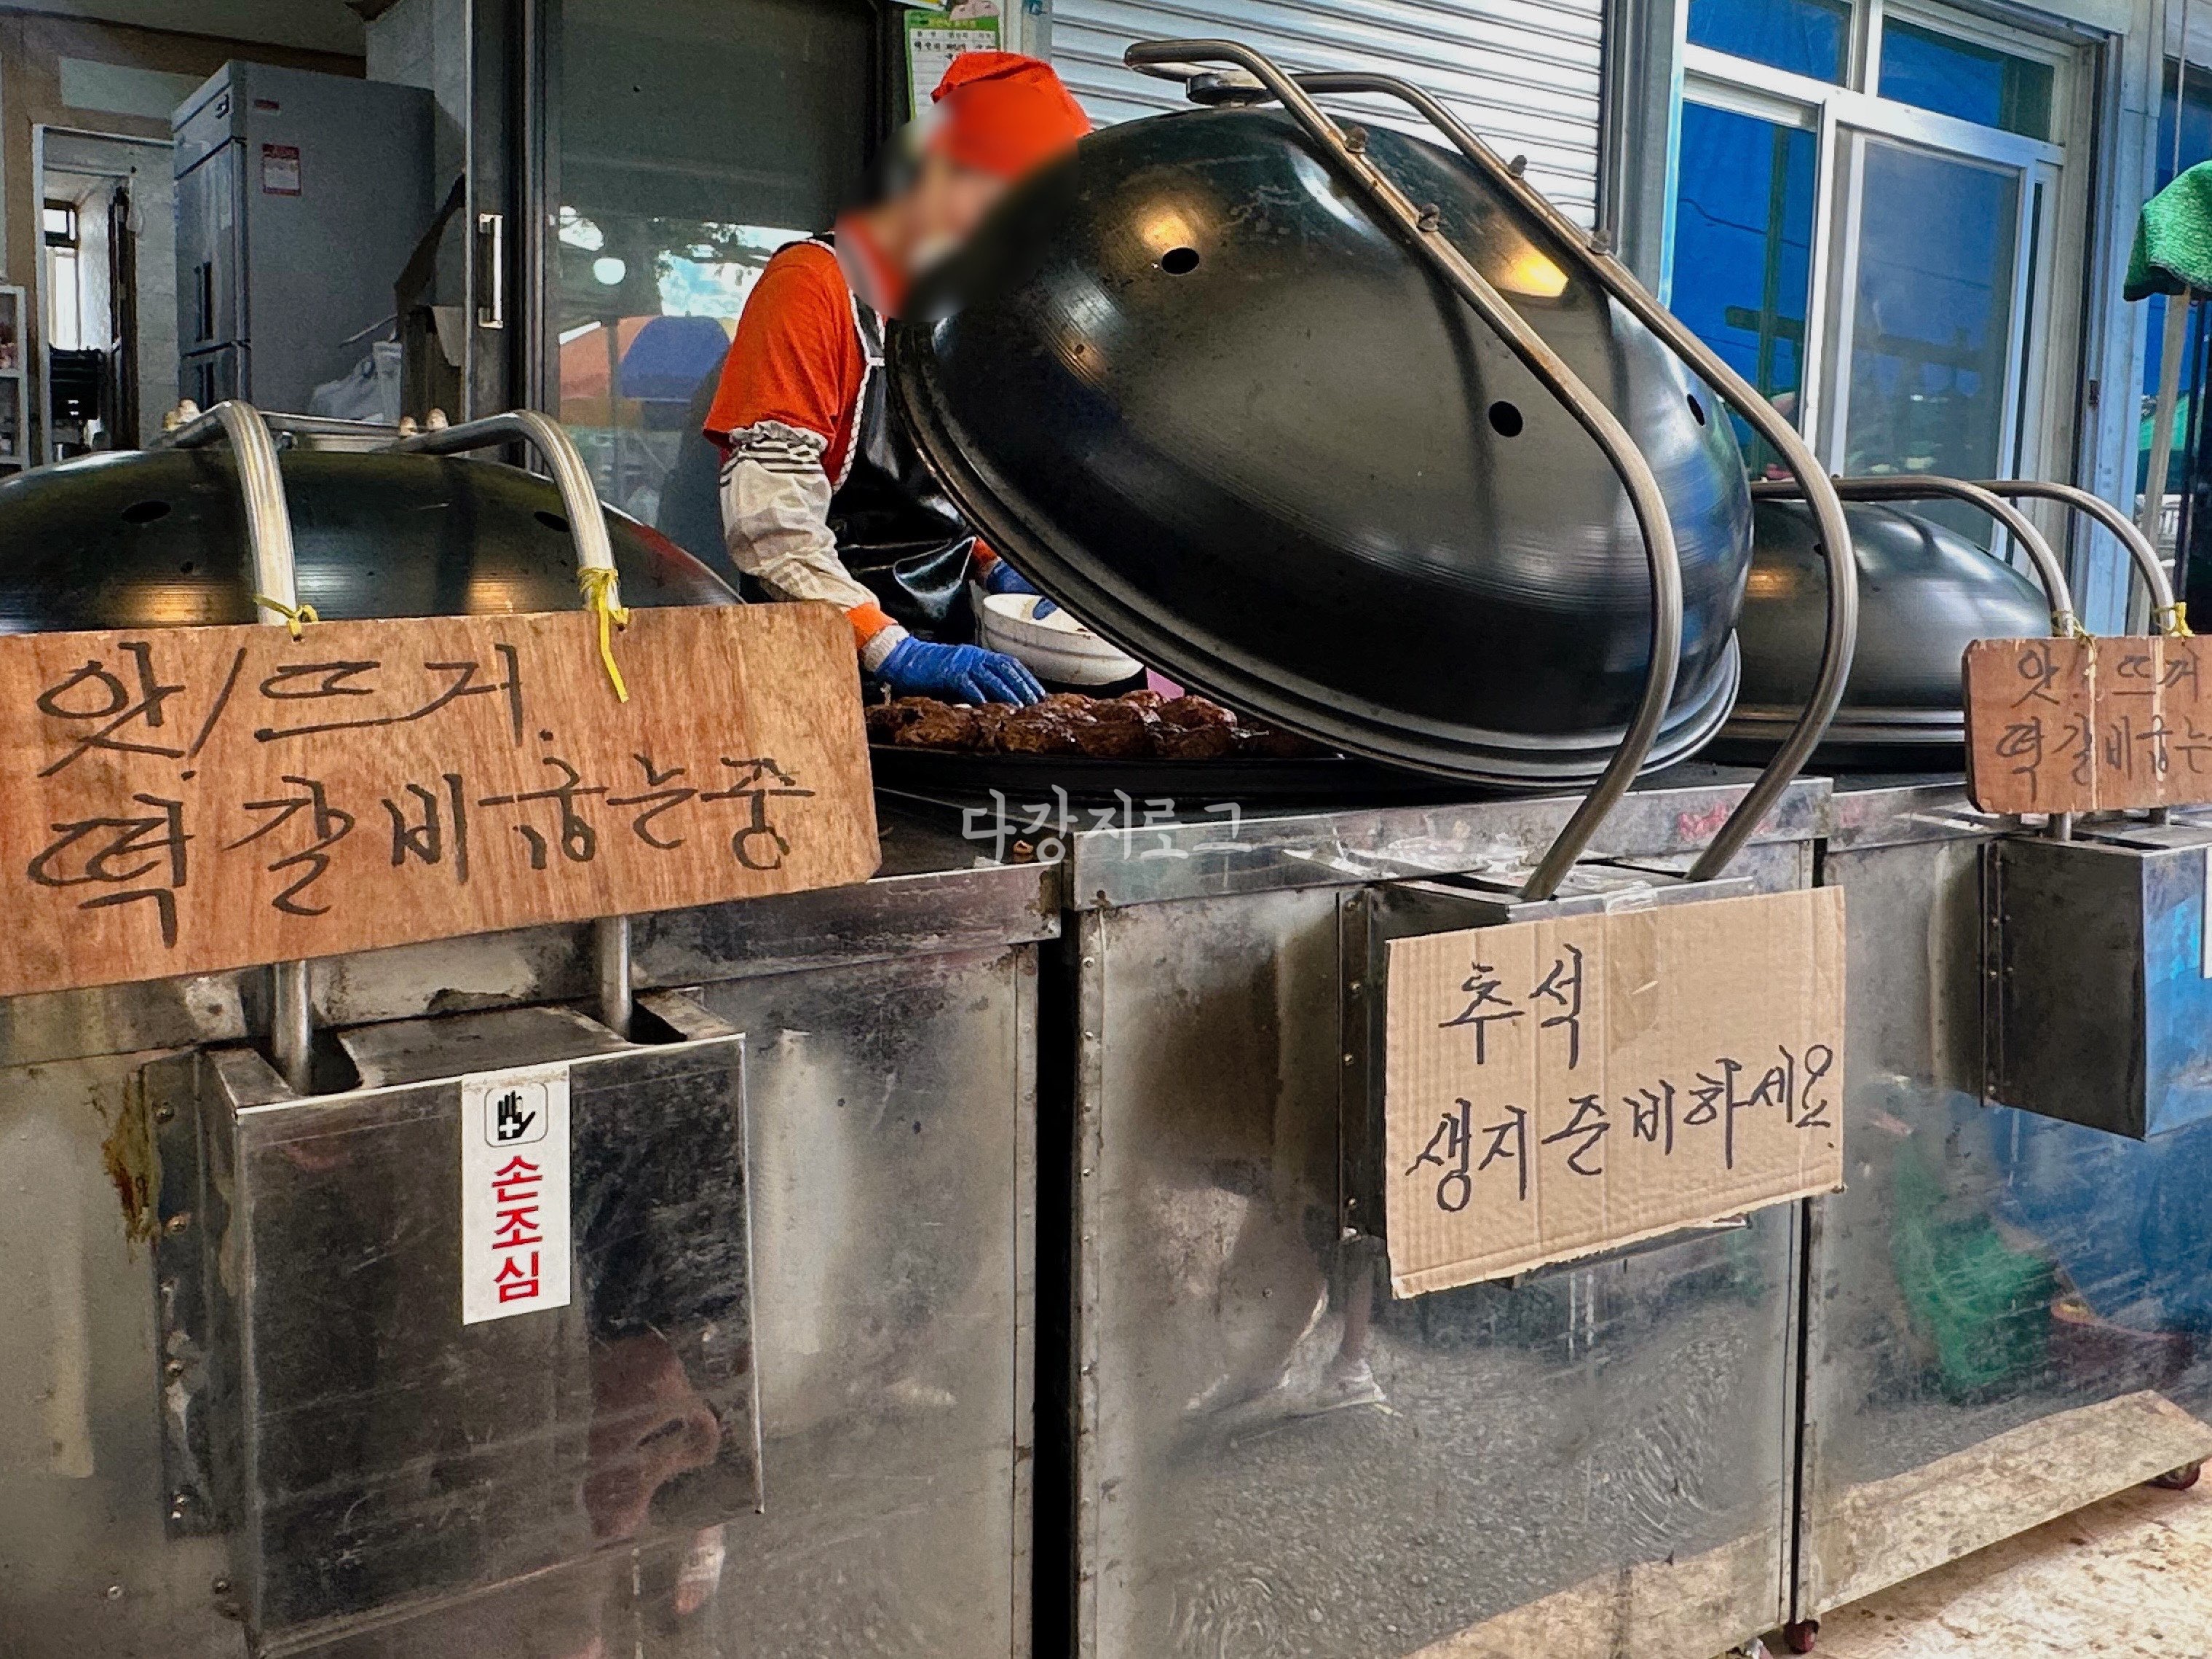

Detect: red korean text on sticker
489,1155,544,1304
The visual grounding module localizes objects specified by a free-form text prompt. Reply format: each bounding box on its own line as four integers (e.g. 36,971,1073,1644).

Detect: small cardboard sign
1383,887,1846,1297
0,604,878,998
1964,635,2212,814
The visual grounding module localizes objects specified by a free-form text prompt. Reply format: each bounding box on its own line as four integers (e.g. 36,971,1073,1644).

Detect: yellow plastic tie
2054,612,2092,643
253,594,320,642
578,566,633,704
2163,600,2195,639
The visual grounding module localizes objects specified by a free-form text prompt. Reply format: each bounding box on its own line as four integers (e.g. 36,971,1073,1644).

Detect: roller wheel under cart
1782,1619,1821,1653
2149,1462,2204,1491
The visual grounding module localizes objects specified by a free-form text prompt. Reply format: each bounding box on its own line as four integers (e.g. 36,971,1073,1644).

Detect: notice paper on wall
906,0,1002,113
1383,886,1846,1297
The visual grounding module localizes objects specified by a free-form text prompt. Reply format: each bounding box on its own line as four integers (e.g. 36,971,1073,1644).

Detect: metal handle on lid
1750,476,2077,635
1973,479,2183,636
1753,474,2082,841
1268,63,1859,886
158,399,303,625
155,398,315,1089
476,212,507,331
1126,43,1860,891
1121,40,1688,903
388,410,634,1032
389,410,620,594
260,411,405,444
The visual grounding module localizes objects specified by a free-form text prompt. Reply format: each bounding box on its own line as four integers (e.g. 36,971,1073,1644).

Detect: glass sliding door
1672,0,2079,556
534,0,892,541
1673,100,1819,473
1832,138,2022,495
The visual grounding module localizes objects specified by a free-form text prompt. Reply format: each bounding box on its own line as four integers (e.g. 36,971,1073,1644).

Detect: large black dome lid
0,446,737,635
891,103,1758,789
1723,498,2051,758
1726,476,2177,762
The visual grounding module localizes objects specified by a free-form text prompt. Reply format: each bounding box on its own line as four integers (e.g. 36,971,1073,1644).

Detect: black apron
811,233,981,641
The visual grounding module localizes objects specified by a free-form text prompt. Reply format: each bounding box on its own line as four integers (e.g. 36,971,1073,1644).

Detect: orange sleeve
703,244,861,448
845,602,901,650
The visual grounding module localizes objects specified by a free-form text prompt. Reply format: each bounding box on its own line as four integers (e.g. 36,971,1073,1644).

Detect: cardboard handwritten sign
1383,887,1846,1297
0,604,879,998
1964,636,2212,814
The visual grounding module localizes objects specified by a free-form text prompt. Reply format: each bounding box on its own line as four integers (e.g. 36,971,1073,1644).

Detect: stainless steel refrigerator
173,62,433,415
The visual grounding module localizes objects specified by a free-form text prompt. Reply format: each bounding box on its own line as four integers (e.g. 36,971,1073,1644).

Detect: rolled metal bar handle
1121,39,1686,903
390,411,620,596
1752,476,2078,636
390,410,634,1033
1760,476,2090,842
261,411,405,443
1974,479,2183,635
158,399,302,621
1188,58,1862,886
154,399,314,1088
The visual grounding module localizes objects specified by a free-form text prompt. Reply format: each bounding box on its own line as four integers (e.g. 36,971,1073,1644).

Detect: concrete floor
1788,1478,2212,1657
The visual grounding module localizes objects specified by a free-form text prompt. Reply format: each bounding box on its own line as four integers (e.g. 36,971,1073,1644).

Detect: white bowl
976,590,1143,687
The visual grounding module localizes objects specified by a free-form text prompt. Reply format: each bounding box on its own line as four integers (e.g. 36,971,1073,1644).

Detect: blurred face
902,151,1011,272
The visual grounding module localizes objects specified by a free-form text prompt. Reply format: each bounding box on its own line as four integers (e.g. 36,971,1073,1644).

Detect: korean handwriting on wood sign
1383,890,1846,1297
0,608,879,998
27,642,813,941
1966,635,2212,815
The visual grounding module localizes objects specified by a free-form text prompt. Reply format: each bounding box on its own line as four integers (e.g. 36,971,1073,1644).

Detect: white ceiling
1,0,366,55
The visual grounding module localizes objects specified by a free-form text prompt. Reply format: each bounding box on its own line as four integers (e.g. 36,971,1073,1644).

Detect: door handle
475,211,506,331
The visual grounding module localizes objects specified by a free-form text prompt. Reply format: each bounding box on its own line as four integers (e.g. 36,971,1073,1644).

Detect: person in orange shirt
703,52,1089,706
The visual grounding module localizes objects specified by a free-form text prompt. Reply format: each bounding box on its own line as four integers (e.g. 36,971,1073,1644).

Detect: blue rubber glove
878,634,1046,706
981,558,1058,620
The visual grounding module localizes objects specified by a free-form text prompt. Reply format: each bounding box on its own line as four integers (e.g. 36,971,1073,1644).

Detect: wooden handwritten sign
1383,888,1845,1297
0,604,879,998
1964,636,2212,815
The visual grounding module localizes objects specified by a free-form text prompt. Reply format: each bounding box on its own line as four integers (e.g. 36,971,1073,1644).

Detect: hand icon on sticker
487,1081,550,1146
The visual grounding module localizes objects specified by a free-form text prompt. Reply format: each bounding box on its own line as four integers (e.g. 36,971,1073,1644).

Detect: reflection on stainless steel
0,823,1043,1658
1725,500,2050,759
1803,784,2212,1623
1059,767,1828,910
684,948,1036,1656
1987,821,2212,1138
154,1006,761,1652
1061,782,1820,1658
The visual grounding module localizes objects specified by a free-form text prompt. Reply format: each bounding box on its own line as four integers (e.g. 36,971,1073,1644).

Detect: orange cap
929,51,1090,179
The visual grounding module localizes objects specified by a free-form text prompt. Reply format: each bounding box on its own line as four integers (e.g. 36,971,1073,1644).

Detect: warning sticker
459,1061,573,1325
261,143,301,196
